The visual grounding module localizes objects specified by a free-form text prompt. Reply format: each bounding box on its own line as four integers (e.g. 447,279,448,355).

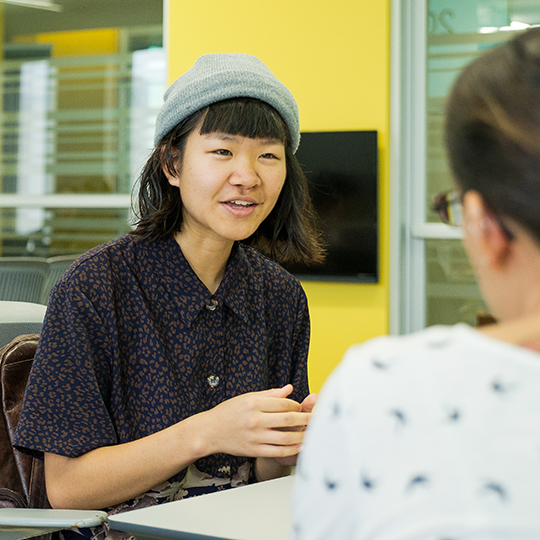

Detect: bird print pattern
290,324,540,540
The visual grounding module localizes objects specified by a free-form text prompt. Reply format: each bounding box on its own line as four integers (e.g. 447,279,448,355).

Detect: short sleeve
14,272,118,458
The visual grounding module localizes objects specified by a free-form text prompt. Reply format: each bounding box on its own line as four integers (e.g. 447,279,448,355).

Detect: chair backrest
0,333,50,512
0,259,49,304
0,302,47,350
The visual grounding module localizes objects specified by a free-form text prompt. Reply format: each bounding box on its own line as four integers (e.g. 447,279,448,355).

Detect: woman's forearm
45,413,208,510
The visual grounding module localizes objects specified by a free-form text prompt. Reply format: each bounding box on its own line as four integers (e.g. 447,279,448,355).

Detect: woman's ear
163,164,180,187
462,190,512,270
159,145,181,187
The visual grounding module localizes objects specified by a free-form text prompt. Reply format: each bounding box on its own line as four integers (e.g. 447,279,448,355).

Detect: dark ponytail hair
445,27,540,243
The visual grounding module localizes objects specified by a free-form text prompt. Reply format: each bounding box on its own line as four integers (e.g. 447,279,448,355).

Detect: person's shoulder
238,244,303,291
334,324,470,383
347,324,467,356
70,234,141,269
314,325,472,416
54,234,142,292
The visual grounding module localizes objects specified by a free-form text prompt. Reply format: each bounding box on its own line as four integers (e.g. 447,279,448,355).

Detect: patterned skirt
60,461,251,540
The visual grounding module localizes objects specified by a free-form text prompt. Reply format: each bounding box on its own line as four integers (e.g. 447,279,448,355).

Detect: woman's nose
229,161,260,188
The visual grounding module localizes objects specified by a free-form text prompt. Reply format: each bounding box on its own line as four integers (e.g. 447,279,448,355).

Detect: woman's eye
261,153,278,160
213,149,232,156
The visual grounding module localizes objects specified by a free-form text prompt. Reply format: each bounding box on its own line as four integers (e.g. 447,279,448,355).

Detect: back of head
445,27,540,244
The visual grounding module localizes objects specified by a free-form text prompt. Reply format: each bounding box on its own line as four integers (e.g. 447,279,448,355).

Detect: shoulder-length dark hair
445,27,540,244
131,98,324,266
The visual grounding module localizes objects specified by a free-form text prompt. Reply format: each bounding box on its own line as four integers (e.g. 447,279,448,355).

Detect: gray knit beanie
154,53,300,152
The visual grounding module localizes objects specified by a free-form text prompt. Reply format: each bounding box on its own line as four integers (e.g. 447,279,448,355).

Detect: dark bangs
199,98,291,146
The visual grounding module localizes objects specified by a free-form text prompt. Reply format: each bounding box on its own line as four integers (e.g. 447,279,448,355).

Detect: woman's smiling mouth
222,199,259,214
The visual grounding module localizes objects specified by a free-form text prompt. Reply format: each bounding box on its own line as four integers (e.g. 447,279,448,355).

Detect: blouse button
205,298,219,311
207,374,220,388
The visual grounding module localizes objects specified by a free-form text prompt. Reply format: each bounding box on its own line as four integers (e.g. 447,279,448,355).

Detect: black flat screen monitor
283,130,379,282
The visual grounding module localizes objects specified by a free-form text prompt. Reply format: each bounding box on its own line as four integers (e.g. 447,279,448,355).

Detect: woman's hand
299,392,319,414
197,384,312,459
269,391,318,467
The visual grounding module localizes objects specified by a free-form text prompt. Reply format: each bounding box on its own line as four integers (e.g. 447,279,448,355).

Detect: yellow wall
167,0,391,392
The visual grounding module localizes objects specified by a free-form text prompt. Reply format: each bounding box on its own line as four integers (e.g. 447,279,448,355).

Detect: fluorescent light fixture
479,27,499,34
0,0,62,11
479,21,532,34
500,21,530,31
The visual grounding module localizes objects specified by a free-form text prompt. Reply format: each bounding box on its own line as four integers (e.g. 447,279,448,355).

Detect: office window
393,0,540,332
0,0,164,256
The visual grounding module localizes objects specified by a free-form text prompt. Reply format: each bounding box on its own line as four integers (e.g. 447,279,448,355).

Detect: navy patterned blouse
14,234,310,482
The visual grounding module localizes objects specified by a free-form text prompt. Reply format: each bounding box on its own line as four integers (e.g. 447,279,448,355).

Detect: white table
108,474,295,540
0,526,60,540
0,509,108,540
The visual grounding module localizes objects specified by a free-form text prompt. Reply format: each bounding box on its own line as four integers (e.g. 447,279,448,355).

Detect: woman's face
164,126,287,248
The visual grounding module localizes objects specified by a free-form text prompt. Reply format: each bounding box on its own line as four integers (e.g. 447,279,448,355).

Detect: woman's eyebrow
207,133,238,141
204,133,282,145
255,138,282,146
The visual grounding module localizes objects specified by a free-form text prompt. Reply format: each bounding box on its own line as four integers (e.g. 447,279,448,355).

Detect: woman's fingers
201,385,316,459
299,393,318,413
249,410,310,430
259,384,294,399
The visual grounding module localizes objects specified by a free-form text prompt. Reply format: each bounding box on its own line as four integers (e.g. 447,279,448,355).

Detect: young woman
291,27,540,540
14,53,323,539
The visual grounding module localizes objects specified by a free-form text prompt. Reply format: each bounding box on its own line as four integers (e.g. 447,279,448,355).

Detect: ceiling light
479,27,499,34
0,0,62,12
500,21,530,31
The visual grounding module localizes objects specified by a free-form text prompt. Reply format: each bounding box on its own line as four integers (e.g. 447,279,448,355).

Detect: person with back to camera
291,27,540,540
13,53,323,540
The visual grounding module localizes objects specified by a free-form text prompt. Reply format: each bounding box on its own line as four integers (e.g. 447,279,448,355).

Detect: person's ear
163,164,180,187
161,148,181,187
462,190,512,269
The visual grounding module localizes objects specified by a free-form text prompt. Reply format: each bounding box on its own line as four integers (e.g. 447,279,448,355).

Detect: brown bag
0,333,50,510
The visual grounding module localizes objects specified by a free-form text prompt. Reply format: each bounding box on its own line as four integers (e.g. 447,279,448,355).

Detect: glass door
0,0,165,257
391,0,540,333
